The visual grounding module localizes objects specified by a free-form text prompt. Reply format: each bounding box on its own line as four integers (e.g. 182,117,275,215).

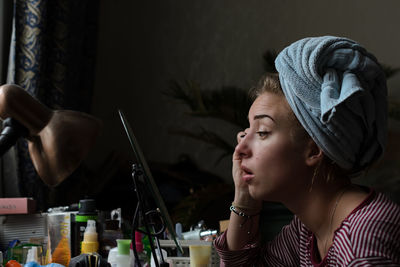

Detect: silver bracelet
230,205,260,218
230,205,260,234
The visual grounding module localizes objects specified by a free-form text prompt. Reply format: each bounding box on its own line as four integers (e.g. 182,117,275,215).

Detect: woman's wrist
231,202,261,214
233,190,262,212
229,202,261,236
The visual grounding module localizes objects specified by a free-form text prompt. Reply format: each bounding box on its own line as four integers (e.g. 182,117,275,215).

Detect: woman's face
236,92,311,202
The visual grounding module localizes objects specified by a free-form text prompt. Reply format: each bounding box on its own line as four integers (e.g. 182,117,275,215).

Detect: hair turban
275,36,387,174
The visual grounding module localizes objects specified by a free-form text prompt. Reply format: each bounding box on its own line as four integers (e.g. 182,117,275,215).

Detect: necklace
323,184,352,255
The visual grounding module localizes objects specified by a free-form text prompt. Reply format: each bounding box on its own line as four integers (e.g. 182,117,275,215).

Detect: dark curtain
6,0,99,210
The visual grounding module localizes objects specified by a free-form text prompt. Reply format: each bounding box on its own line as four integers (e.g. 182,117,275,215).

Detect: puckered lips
241,165,255,183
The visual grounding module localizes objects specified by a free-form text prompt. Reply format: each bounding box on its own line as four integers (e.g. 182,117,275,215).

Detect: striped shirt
214,190,400,266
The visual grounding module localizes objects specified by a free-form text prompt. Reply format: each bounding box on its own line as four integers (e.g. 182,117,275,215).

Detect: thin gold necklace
323,184,352,255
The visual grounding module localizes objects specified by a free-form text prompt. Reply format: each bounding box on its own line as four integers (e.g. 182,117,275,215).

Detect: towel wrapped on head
275,36,387,174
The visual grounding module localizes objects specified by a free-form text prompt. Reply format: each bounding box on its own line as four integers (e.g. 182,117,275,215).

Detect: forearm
226,210,260,250
226,192,262,250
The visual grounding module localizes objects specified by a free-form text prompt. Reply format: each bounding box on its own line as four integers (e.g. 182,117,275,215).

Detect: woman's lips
241,166,254,182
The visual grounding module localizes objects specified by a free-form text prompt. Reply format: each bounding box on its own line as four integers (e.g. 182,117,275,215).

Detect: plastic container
25,246,38,263
116,239,131,267
81,220,99,254
107,247,118,267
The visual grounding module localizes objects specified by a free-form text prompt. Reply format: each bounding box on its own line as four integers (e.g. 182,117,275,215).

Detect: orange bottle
51,236,71,266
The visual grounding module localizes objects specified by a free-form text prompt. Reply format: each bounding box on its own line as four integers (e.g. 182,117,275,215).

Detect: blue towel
275,36,387,173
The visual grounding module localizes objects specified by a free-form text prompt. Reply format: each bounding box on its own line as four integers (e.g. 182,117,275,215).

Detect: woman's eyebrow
253,114,275,122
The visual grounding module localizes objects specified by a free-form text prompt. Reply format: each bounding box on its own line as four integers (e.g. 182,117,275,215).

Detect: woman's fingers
237,131,245,143
236,128,248,143
234,128,248,161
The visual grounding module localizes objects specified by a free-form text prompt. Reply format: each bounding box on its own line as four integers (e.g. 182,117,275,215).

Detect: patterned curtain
5,0,99,209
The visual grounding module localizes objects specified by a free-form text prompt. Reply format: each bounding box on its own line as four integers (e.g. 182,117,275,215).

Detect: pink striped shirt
214,190,400,266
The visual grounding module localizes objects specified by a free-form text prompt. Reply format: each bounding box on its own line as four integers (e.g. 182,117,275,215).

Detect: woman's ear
304,139,323,166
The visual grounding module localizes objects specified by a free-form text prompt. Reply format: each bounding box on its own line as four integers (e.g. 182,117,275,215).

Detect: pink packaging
0,198,36,214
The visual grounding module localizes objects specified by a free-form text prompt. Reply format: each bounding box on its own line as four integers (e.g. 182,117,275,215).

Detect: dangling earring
309,167,318,192
326,161,334,183
309,160,322,192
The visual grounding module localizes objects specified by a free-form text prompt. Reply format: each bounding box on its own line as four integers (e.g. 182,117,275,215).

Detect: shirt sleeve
346,218,400,266
347,257,400,267
341,194,400,266
213,217,302,267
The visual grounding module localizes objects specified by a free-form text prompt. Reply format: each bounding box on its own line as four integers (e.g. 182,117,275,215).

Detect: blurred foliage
166,80,252,129
164,80,253,167
169,127,234,165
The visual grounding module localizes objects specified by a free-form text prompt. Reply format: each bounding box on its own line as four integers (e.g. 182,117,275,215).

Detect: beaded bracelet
230,205,260,218
230,205,260,235
231,202,261,212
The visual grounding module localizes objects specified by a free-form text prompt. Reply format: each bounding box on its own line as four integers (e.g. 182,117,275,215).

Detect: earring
325,160,339,183
309,159,322,192
309,167,318,192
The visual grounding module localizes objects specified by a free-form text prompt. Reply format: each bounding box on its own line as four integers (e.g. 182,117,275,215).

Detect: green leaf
169,127,235,158
165,81,251,128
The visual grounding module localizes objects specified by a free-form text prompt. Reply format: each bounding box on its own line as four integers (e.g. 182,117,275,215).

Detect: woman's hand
226,129,261,250
232,129,261,210
232,130,248,189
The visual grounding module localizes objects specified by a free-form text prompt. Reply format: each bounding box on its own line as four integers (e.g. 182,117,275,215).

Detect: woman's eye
256,131,270,137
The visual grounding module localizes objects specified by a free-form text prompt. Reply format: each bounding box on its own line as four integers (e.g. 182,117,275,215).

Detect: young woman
214,36,400,266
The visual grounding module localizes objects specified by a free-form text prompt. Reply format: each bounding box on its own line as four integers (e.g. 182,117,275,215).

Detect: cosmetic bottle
80,220,99,254
116,239,131,267
72,199,98,256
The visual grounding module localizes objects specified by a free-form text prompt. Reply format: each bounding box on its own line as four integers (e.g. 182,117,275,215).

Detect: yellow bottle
80,220,99,254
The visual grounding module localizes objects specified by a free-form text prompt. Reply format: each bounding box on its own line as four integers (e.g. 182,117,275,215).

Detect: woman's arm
226,130,263,250
226,190,261,250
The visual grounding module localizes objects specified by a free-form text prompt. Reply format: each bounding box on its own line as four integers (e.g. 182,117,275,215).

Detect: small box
0,198,36,214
